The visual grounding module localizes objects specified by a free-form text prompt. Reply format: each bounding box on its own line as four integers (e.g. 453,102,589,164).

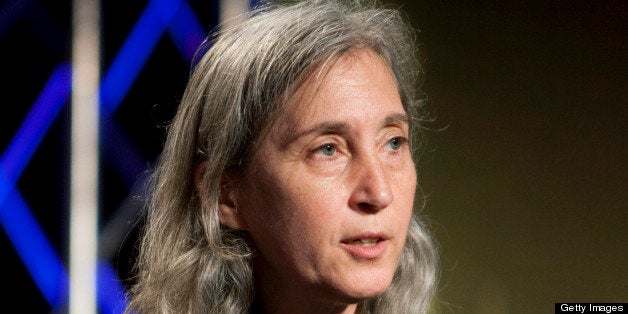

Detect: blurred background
1,0,625,313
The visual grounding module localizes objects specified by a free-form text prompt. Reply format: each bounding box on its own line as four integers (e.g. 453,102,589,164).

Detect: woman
127,0,438,313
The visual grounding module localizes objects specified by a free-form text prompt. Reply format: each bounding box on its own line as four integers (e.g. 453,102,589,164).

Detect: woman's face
228,49,416,308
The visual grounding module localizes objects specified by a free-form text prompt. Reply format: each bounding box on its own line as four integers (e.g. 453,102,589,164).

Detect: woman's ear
195,161,247,230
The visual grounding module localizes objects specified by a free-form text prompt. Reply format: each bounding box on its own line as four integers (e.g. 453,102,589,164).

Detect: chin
332,269,395,302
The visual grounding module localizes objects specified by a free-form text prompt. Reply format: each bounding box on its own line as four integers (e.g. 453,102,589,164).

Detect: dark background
399,1,627,312
1,0,626,313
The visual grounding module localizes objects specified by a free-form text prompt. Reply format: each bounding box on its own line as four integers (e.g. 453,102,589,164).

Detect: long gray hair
127,0,438,313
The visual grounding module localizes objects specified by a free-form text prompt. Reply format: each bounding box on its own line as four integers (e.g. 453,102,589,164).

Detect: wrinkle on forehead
273,49,400,145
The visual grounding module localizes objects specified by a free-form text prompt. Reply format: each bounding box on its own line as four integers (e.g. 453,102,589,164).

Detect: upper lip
340,232,390,243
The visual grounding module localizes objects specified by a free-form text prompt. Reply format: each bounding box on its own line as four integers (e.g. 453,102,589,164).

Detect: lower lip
341,240,388,260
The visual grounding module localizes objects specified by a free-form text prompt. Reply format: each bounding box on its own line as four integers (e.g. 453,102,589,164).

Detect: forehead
275,49,404,135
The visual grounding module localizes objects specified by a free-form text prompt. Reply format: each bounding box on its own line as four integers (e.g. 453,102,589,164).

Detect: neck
251,295,358,314
252,259,359,314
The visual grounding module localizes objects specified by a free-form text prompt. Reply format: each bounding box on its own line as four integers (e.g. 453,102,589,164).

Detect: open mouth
341,236,387,259
347,238,380,247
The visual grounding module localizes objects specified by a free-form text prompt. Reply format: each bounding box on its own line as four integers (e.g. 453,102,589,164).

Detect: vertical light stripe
219,0,249,29
70,0,100,313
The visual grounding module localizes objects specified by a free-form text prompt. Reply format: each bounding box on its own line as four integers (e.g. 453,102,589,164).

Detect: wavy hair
127,0,438,313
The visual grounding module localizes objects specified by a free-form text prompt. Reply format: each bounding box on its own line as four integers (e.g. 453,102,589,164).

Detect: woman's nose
348,152,394,212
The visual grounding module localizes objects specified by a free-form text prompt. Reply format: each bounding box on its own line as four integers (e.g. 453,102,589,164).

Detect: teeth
351,238,378,247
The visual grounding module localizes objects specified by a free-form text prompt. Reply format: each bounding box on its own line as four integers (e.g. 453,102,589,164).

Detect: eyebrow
384,112,410,128
279,112,410,148
279,121,348,149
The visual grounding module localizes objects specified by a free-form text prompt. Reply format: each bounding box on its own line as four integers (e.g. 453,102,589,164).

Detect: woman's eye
315,143,336,156
386,136,406,151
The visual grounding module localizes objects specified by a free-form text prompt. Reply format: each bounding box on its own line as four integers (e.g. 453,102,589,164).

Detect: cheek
273,179,344,239
238,171,344,247
402,173,417,207
397,161,417,200
392,163,417,226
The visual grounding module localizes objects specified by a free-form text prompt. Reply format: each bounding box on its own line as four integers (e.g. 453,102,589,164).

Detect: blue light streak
98,261,129,314
166,1,206,62
100,0,182,114
0,179,68,308
0,65,72,308
0,64,71,185
1,0,211,311
0,64,126,312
